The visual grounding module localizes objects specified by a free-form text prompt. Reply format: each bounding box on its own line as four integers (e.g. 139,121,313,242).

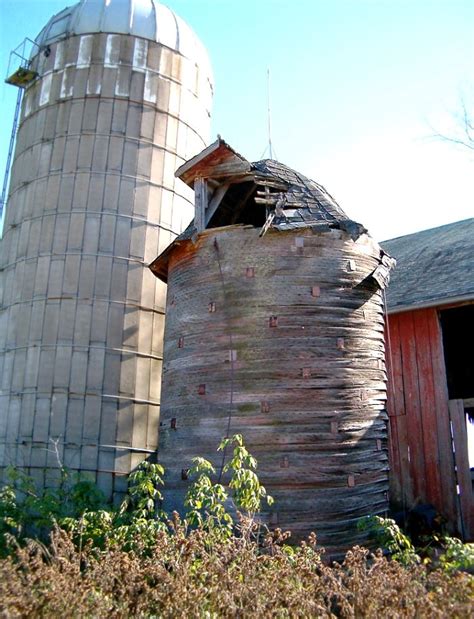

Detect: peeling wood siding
386,308,457,527
159,225,389,554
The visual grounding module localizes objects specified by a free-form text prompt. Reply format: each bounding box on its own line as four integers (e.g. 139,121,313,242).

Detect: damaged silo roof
150,138,375,282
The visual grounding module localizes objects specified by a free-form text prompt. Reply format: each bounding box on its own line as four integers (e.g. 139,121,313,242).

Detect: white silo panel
0,0,213,496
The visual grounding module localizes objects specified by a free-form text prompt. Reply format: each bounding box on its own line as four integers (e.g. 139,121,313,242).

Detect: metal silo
0,0,213,497
150,140,395,554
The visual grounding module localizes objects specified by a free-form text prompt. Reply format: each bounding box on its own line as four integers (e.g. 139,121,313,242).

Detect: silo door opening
206,180,267,229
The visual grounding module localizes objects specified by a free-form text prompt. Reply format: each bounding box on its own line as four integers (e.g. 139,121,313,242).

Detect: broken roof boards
150,138,394,284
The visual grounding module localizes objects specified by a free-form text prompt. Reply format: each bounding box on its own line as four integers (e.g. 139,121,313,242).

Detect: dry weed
0,528,472,618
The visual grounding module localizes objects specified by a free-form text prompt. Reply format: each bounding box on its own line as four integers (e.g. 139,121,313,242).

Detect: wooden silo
150,139,395,554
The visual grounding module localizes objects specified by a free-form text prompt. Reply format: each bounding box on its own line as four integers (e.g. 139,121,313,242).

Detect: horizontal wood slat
159,225,389,552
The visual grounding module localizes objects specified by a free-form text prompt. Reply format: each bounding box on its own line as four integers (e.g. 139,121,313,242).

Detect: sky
0,0,473,241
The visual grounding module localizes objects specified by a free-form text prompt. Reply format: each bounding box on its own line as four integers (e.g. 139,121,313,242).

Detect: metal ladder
0,88,23,224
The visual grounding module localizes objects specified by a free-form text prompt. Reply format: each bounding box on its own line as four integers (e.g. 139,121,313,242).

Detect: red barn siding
386,308,457,525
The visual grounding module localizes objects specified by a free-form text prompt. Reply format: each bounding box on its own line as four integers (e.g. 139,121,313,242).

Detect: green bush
0,435,472,617
438,536,474,573
358,515,420,565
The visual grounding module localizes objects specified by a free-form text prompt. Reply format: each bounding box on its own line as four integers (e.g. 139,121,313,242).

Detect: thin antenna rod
267,68,273,159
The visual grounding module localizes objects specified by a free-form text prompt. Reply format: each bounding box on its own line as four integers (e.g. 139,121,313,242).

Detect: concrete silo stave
0,0,212,496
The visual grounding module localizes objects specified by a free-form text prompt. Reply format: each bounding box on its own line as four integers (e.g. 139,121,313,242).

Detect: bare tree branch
433,95,474,153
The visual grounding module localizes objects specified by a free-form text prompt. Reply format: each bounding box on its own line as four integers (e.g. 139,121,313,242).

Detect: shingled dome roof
251,158,360,232
149,139,378,283
33,0,212,80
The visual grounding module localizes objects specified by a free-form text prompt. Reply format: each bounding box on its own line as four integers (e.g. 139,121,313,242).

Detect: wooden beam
175,138,250,186
255,197,280,205
255,178,288,190
194,177,208,233
197,160,251,179
259,211,275,237
205,183,230,227
449,399,474,540
428,310,458,526
227,174,258,185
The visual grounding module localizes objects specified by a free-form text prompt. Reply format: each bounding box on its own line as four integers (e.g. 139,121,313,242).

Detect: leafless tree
434,97,474,152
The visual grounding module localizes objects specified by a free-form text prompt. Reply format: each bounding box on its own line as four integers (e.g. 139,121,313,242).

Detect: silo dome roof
34,0,212,80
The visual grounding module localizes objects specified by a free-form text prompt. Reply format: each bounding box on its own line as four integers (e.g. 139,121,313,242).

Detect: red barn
383,218,474,540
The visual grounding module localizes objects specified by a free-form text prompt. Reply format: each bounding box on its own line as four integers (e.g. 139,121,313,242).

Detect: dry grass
0,526,472,618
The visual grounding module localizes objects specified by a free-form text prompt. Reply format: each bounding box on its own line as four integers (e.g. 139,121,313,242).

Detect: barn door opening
440,304,474,540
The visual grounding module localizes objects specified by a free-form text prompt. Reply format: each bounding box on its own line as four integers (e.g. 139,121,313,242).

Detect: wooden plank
196,161,251,180
428,310,458,525
388,414,402,504
398,312,426,504
175,138,250,186
386,314,405,417
194,177,207,232
205,182,229,226
412,309,443,509
397,413,414,507
254,178,288,190
449,399,474,540
255,196,279,205
386,314,405,505
259,211,275,238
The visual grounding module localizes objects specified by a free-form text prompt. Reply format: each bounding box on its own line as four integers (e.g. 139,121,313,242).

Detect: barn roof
150,138,370,282
381,218,474,314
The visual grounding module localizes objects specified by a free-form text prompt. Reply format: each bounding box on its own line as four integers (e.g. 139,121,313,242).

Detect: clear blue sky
1,0,473,240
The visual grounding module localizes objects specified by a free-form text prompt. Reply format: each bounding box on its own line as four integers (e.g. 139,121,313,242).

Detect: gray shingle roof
251,159,357,231
381,218,474,313
149,147,379,283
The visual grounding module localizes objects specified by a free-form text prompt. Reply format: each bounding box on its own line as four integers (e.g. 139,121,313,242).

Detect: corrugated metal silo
0,0,213,497
150,140,395,554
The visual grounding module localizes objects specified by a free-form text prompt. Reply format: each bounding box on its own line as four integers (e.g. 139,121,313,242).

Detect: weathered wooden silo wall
0,3,212,497
159,224,389,553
